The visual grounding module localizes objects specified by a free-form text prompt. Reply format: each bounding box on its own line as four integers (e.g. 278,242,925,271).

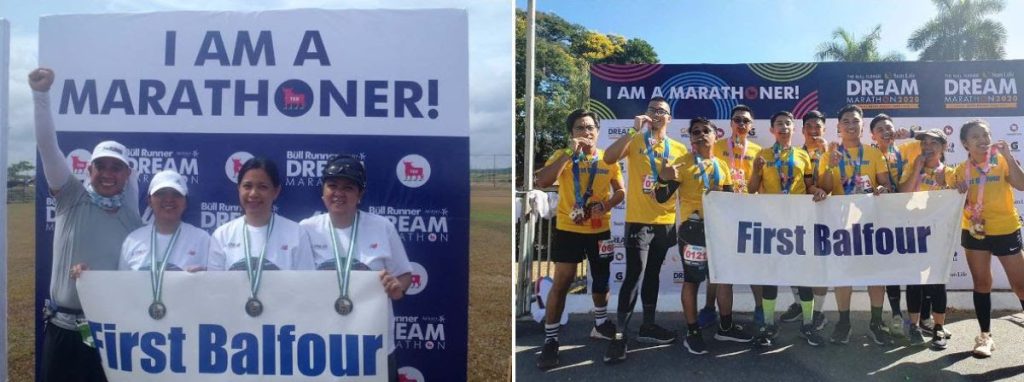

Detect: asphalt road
516,310,1024,381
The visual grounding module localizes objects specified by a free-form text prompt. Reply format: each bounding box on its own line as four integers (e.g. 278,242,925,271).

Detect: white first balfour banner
704,190,965,286
77,271,389,381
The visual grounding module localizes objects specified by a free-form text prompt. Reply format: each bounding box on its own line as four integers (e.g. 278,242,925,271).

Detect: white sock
545,323,560,343
814,294,826,313
594,305,608,326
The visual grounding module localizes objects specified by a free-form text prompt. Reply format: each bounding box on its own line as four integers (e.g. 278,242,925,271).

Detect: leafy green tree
907,0,1006,60
515,10,658,186
815,25,904,62
7,160,34,182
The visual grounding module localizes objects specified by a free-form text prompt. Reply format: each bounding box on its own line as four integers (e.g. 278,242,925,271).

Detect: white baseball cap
148,169,188,196
90,140,130,166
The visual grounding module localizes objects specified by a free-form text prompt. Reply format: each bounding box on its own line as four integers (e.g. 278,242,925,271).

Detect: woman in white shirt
120,169,209,272
300,154,412,382
208,157,313,272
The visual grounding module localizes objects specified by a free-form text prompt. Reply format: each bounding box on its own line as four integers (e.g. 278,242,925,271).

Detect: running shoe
753,325,777,347
919,317,935,335
907,325,926,346
536,340,559,369
590,321,617,340
684,330,709,355
830,322,851,344
931,333,948,350
697,306,717,329
868,322,892,345
779,303,803,323
604,334,627,363
813,311,829,331
800,324,825,347
714,324,753,343
934,327,952,339
889,314,907,340
637,323,676,344
972,333,994,358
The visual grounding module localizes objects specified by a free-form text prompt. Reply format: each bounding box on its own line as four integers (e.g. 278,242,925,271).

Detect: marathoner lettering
58,78,440,118
737,221,932,256
89,323,383,377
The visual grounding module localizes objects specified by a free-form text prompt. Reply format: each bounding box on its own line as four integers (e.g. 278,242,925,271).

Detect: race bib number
854,175,872,193
642,175,656,193
599,239,614,256
682,244,707,262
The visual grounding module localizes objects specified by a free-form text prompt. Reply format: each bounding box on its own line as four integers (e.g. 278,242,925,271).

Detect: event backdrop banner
78,271,389,381
703,191,964,286
38,10,468,382
591,61,1022,294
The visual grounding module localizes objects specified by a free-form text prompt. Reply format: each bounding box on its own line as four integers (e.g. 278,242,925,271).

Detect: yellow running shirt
952,154,1022,235
624,132,688,224
756,145,812,195
669,152,733,219
828,144,887,195
545,148,623,234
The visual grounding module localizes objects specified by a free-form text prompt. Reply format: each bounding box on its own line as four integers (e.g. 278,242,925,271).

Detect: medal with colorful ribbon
729,137,748,193
571,151,599,225
643,131,670,194
968,148,998,240
328,212,361,315
773,143,796,194
695,154,721,194
242,214,275,317
148,224,181,320
839,144,864,194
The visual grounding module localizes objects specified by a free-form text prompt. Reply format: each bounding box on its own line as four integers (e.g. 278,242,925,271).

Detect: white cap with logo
90,140,130,166
149,169,188,196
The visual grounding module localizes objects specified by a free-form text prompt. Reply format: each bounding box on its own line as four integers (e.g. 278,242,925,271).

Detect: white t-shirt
120,223,210,271
208,214,314,271
300,211,413,354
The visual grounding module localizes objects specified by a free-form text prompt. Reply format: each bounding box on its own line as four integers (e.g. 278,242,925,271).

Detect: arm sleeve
34,91,72,191
125,170,140,216
654,180,680,203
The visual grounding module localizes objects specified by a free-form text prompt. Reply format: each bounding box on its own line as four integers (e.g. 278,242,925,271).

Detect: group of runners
535,96,1024,369
30,68,413,382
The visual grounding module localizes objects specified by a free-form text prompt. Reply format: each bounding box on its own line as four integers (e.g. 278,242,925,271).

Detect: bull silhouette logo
405,262,429,296
396,154,432,188
224,152,254,184
65,149,93,181
274,80,314,117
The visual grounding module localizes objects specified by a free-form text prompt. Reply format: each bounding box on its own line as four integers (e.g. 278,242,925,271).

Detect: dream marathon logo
127,147,200,185
394,315,447,351
286,151,366,187
57,31,440,119
603,84,800,101
846,73,919,109
200,202,243,231
944,71,1018,109
367,205,449,243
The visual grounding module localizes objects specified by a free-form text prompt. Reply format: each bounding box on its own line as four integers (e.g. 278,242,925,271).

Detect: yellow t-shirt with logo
546,149,624,234
714,138,761,193
756,146,812,195
952,155,1022,235
828,144,887,195
878,142,919,187
908,165,955,192
669,152,733,219
625,132,689,224
802,146,831,187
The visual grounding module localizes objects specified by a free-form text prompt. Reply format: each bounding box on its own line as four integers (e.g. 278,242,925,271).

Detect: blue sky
1,0,512,168
516,0,1024,63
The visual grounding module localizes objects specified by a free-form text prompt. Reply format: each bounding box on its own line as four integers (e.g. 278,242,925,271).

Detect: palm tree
815,25,905,62
907,0,1006,61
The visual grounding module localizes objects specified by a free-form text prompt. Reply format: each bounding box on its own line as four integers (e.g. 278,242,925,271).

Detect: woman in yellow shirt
952,120,1024,358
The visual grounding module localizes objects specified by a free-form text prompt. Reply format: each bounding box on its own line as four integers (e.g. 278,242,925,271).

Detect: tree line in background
515,0,1008,187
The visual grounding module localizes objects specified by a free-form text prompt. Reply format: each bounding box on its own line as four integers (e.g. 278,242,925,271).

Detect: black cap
323,154,366,189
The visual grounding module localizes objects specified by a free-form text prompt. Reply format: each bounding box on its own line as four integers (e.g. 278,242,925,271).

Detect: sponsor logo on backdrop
614,251,624,262
45,197,57,231
943,71,1018,109
614,271,624,282
224,151,254,183
397,366,425,382
405,261,429,296
274,79,314,117
1012,142,1020,152
200,201,243,231
66,149,93,182
126,147,200,185
607,123,633,140
396,154,431,188
285,150,366,187
944,125,954,136
1010,123,1021,136
846,73,920,109
368,205,449,243
673,271,685,284
395,314,446,352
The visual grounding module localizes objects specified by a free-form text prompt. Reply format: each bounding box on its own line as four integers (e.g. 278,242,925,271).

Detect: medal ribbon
149,224,181,304
328,212,361,298
695,155,721,193
839,144,864,194
877,144,904,187
644,131,671,179
803,145,823,187
915,164,946,191
729,137,746,172
242,214,275,301
773,144,796,194
571,151,600,208
969,147,999,219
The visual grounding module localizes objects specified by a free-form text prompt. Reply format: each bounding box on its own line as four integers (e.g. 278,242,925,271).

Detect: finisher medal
245,297,263,317
335,296,354,315
148,301,166,320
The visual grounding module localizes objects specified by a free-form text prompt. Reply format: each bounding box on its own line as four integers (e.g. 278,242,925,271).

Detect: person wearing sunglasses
701,105,766,330
654,117,752,355
534,109,624,369
603,96,688,363
208,157,314,272
30,67,144,382
745,111,828,347
301,154,412,380
825,104,893,346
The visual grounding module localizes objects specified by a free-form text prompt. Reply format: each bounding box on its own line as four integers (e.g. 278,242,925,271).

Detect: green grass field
5,184,512,381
